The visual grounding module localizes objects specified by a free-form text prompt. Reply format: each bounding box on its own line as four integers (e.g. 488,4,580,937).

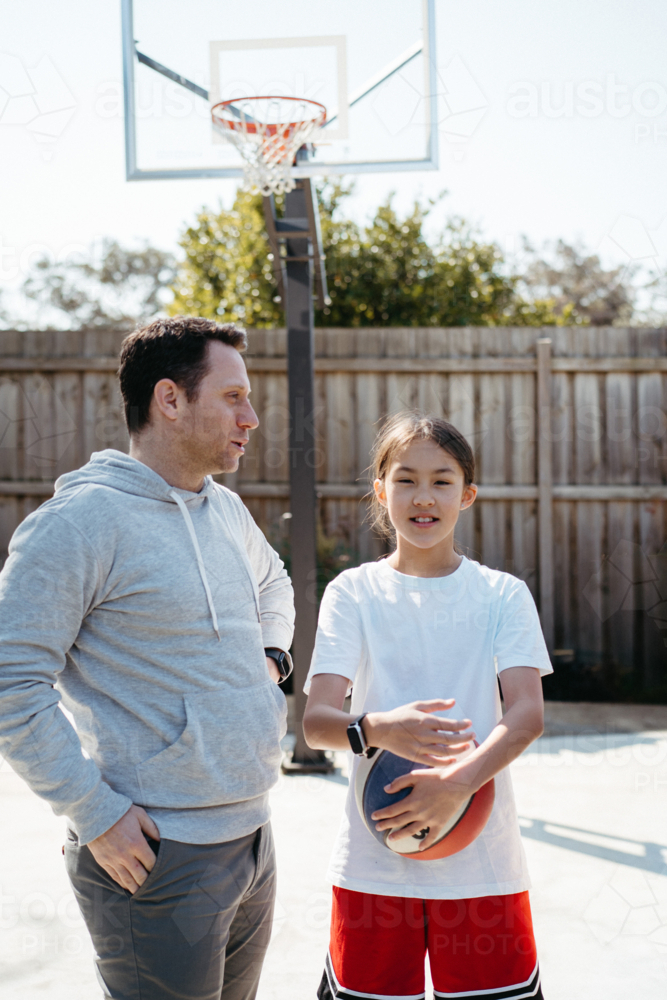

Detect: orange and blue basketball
354,748,495,860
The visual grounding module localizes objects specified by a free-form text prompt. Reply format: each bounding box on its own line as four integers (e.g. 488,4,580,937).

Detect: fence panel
0,326,665,699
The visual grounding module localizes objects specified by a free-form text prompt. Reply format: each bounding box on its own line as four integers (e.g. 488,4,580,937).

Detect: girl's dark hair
368,411,475,538
118,316,247,433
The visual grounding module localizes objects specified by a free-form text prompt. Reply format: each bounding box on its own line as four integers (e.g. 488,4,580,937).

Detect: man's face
179,340,259,476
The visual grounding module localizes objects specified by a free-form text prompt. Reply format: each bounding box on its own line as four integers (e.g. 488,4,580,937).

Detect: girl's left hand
371,767,472,852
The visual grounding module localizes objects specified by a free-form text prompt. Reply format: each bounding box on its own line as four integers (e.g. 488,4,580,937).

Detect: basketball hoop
211,96,327,196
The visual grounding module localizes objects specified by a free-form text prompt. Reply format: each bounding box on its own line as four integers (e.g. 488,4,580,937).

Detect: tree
171,182,565,327
316,181,530,326
168,188,282,327
21,240,176,330
637,267,667,326
16,190,640,332
519,240,635,326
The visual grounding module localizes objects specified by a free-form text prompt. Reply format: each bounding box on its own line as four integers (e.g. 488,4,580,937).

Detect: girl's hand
371,766,471,852
364,699,475,766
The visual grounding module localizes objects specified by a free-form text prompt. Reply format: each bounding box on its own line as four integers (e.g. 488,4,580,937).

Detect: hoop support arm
136,49,209,101
262,180,328,309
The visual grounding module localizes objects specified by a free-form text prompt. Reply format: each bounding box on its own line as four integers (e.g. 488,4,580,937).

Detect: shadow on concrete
519,817,667,875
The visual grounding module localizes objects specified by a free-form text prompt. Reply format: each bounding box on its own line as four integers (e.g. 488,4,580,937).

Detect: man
0,316,295,999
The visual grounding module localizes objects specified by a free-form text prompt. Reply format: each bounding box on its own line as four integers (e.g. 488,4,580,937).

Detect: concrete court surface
1,726,666,1000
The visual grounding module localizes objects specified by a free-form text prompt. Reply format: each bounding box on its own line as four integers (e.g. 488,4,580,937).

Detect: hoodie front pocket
135,682,287,809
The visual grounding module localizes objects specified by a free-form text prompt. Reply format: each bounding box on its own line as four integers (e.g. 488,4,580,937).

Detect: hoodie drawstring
170,490,221,641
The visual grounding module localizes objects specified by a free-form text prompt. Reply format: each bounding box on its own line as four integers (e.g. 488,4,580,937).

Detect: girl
303,412,551,1000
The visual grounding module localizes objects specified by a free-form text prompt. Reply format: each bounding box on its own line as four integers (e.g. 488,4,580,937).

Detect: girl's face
375,439,477,551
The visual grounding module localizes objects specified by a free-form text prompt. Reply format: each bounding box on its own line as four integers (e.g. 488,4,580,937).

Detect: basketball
354,748,495,861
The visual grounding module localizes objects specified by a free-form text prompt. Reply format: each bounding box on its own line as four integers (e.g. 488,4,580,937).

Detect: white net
211,97,326,196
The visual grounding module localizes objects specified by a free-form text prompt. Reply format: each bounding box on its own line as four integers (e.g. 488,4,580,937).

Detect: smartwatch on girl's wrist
347,713,376,757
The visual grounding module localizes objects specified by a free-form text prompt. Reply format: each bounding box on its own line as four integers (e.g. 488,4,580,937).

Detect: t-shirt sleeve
494,579,553,677
304,573,366,693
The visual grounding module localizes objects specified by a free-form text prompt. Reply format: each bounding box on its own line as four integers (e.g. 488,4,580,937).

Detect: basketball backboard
121,0,438,181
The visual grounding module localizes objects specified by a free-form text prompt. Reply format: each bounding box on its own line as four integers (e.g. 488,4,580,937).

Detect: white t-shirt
305,555,553,900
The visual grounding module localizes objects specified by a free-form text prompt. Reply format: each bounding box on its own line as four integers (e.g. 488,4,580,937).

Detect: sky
1,0,667,321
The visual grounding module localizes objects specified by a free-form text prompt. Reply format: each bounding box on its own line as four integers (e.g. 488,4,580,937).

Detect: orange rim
211,96,327,136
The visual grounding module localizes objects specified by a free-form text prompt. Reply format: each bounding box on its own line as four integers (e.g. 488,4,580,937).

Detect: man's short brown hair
118,316,247,433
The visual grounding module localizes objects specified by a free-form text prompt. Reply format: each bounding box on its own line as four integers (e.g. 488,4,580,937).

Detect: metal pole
282,180,332,772
120,0,138,181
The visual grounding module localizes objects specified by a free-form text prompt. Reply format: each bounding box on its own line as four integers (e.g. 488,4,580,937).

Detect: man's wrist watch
264,648,293,683
347,713,376,757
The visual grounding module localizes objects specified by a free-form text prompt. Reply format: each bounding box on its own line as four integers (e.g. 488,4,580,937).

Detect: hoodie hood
55,449,230,640
55,448,217,505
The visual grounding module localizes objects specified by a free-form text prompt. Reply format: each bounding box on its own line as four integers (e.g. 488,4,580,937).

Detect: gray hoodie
0,450,294,845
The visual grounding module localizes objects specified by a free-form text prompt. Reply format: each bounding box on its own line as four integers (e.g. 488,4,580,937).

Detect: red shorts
318,886,543,999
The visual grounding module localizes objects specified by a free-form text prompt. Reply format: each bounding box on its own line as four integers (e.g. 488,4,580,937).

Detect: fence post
537,338,555,654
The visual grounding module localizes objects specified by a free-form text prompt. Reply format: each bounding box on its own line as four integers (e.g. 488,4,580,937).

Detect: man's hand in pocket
88,804,160,893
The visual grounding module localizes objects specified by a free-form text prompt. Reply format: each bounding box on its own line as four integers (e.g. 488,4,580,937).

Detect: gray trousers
64,824,276,1000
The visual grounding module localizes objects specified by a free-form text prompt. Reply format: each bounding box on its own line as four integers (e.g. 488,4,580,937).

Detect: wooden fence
0,326,665,700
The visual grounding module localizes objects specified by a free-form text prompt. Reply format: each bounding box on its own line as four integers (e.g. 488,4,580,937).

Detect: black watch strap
264,647,293,682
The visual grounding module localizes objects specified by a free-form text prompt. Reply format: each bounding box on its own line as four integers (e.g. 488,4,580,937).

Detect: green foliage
170,182,571,328
317,182,527,327
312,528,359,603
268,506,360,605
9,189,647,332
500,297,580,327
168,189,282,327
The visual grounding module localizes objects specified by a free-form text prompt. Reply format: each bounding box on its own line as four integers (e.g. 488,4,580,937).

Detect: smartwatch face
266,649,282,668
267,649,290,680
348,722,365,755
